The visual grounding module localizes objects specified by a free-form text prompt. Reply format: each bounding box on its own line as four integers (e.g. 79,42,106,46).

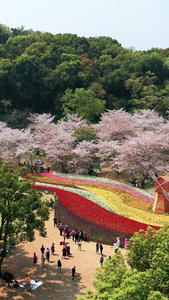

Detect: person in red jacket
33,253,38,265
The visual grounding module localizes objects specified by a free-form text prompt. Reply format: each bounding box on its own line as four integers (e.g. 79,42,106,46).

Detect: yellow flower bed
90,185,152,211
77,185,169,227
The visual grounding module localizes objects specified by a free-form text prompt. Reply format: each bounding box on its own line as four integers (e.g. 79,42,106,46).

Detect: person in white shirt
113,237,120,253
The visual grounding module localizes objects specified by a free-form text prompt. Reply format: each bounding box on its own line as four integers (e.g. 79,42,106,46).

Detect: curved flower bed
32,184,160,236
39,172,154,204
27,172,169,226
77,185,169,227
52,172,155,199
57,199,130,245
34,180,169,227
29,172,163,244
26,173,169,243
33,182,119,214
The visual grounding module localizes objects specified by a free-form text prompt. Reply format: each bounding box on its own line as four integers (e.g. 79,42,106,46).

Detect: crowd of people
2,212,129,292
31,222,130,277
25,219,88,285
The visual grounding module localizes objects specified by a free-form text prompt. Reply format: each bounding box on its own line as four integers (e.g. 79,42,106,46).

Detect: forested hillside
0,24,169,128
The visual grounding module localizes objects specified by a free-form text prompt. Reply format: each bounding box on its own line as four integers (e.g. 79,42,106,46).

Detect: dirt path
0,209,127,300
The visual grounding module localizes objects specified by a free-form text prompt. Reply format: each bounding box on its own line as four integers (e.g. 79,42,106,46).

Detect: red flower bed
32,185,160,236
57,200,132,245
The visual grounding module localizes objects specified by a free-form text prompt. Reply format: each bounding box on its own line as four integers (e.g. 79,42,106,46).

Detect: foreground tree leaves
78,225,169,300
0,162,49,276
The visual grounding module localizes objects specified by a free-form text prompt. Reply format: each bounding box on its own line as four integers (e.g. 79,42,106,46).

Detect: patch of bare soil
0,209,127,300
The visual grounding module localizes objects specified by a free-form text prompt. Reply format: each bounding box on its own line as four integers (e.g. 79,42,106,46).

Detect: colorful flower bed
40,172,155,203
27,172,154,202
77,185,169,227
77,185,152,211
27,172,168,244
32,184,160,236
28,172,169,226
57,199,129,245
33,181,119,214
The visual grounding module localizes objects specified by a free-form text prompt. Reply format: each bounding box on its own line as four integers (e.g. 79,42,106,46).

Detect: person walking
33,253,38,265
50,198,54,209
53,217,57,227
100,243,103,255
124,238,129,249
62,246,66,259
100,255,104,267
63,232,66,243
78,240,82,250
41,254,45,267
40,245,45,255
96,242,99,253
71,230,75,241
113,237,120,254
72,266,76,280
57,258,62,272
59,224,63,236
51,243,55,255
75,231,79,243
46,248,50,262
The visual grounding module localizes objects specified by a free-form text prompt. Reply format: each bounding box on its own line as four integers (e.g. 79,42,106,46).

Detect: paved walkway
0,209,127,300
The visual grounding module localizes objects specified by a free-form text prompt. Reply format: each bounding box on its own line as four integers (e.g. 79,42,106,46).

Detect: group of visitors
71,229,87,242
40,166,50,172
53,219,88,278
39,243,62,271
26,202,130,289
96,242,103,254
33,243,55,267
62,243,70,258
55,219,88,244
98,237,129,267
57,222,69,237
8,217,130,292
131,178,145,188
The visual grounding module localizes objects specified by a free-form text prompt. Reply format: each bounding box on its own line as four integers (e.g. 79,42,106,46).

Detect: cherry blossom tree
71,141,98,173
40,114,91,171
44,124,76,171
132,109,165,132
94,109,135,142
0,122,37,171
58,113,88,134
95,140,120,168
28,113,56,148
27,113,89,172
112,131,169,178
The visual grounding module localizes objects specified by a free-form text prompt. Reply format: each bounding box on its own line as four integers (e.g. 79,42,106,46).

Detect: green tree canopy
0,162,49,276
0,24,10,44
74,126,97,142
61,88,106,123
0,27,169,122
79,225,169,300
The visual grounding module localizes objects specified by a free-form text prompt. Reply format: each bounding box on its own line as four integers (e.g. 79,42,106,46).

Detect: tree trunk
0,258,3,278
